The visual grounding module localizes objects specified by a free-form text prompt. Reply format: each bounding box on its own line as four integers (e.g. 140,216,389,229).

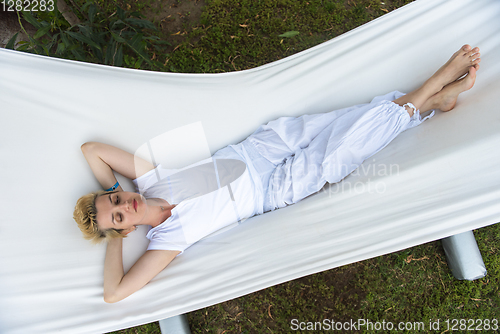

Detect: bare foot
428,66,477,112
427,45,480,91
392,45,479,115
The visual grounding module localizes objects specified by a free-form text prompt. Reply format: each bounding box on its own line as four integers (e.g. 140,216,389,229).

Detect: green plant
7,2,169,70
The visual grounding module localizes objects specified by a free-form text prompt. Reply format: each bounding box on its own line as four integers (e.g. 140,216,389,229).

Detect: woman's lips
133,199,137,212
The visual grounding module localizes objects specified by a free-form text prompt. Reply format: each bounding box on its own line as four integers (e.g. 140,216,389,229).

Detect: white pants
245,91,433,212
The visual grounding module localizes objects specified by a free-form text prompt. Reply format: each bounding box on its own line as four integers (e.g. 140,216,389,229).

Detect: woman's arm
103,238,180,303
81,142,175,302
81,142,154,190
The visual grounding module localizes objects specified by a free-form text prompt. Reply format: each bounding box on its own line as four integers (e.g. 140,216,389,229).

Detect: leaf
78,25,103,50
125,34,152,66
93,47,104,63
92,31,108,46
134,57,143,69
56,42,66,55
88,4,97,24
27,34,39,46
17,44,30,51
111,19,126,30
34,25,52,39
81,1,91,12
105,39,115,64
125,18,156,30
278,31,300,38
114,45,123,67
41,45,50,56
127,33,144,50
23,12,42,29
77,24,92,38
66,44,79,52
124,54,133,67
45,40,56,51
66,31,102,50
71,48,86,61
60,32,70,46
6,33,18,50
110,32,126,43
116,6,125,20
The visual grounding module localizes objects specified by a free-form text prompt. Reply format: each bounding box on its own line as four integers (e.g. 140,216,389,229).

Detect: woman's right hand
81,142,155,189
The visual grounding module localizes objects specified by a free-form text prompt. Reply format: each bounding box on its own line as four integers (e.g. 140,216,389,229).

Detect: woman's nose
119,200,131,212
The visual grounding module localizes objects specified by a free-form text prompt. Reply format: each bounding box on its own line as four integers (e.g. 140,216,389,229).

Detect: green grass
48,0,499,333
183,226,500,333
165,0,384,73
66,0,413,74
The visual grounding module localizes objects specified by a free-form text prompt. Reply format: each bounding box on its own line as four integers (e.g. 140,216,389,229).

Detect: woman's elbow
81,142,95,154
81,142,103,158
103,287,130,303
81,141,100,149
103,291,120,304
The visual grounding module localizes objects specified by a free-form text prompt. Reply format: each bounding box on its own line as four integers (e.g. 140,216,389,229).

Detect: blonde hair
73,190,126,244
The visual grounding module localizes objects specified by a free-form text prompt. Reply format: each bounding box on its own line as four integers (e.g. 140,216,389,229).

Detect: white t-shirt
133,144,265,254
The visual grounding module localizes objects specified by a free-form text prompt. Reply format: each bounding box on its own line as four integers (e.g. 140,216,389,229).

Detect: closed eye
109,194,116,225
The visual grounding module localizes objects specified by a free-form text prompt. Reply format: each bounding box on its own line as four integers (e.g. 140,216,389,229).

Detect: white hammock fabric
1,0,499,332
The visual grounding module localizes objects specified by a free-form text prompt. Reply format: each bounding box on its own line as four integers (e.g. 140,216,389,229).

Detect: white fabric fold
1,0,499,332
404,102,436,129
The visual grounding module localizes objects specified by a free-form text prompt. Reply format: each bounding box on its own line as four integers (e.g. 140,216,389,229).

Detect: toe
465,66,477,85
466,49,480,60
462,44,472,52
470,47,480,55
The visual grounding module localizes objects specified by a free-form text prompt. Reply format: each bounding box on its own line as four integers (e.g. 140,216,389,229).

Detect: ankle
420,93,439,113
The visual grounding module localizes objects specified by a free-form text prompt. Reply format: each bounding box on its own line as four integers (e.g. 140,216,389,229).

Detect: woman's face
95,191,148,234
